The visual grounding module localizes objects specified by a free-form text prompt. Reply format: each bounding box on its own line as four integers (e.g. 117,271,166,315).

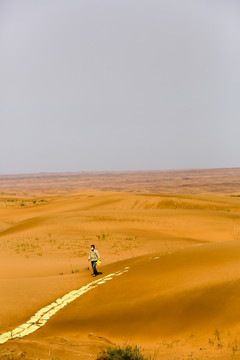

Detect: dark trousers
91,260,98,275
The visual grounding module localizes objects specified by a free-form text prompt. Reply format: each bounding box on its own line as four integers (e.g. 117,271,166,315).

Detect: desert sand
1,169,240,359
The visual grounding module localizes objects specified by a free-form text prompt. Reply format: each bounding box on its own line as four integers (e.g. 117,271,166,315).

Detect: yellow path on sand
0,267,130,344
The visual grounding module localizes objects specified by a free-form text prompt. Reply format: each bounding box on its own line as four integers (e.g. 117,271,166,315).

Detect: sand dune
36,240,240,338
1,175,240,359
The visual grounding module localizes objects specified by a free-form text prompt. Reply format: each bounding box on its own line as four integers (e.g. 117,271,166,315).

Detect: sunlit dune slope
39,240,240,341
0,190,240,278
1,191,239,242
1,190,240,343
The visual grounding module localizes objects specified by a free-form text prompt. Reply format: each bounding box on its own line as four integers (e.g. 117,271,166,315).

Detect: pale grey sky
0,0,239,174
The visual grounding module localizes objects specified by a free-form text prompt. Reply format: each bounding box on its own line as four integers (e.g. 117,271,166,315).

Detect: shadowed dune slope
39,240,240,341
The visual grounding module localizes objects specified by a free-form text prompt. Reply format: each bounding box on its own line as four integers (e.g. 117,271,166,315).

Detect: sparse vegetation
161,340,173,348
232,343,238,353
228,338,238,354
96,232,112,240
208,338,214,346
15,241,40,254
83,266,90,271
214,329,220,341
0,198,49,208
96,345,149,360
214,329,223,349
0,351,27,359
71,268,80,273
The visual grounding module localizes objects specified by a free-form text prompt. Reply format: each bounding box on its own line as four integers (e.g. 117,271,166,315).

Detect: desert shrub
96,232,112,240
96,344,149,360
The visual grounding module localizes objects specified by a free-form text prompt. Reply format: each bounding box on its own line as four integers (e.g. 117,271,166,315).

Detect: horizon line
0,166,240,177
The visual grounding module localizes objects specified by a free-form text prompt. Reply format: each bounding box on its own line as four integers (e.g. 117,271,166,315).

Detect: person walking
88,244,100,277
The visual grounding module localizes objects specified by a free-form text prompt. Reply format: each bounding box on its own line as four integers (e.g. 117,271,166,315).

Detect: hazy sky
1,0,239,174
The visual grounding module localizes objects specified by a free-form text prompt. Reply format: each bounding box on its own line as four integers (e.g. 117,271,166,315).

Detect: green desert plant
208,338,214,346
96,232,112,240
96,344,149,360
232,343,238,353
214,329,220,341
214,329,223,349
82,266,90,272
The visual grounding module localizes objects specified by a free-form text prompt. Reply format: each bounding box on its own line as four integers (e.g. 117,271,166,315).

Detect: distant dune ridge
0,168,240,359
1,167,240,196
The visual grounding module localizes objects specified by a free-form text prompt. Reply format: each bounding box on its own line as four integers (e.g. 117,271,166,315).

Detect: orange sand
1,170,240,359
